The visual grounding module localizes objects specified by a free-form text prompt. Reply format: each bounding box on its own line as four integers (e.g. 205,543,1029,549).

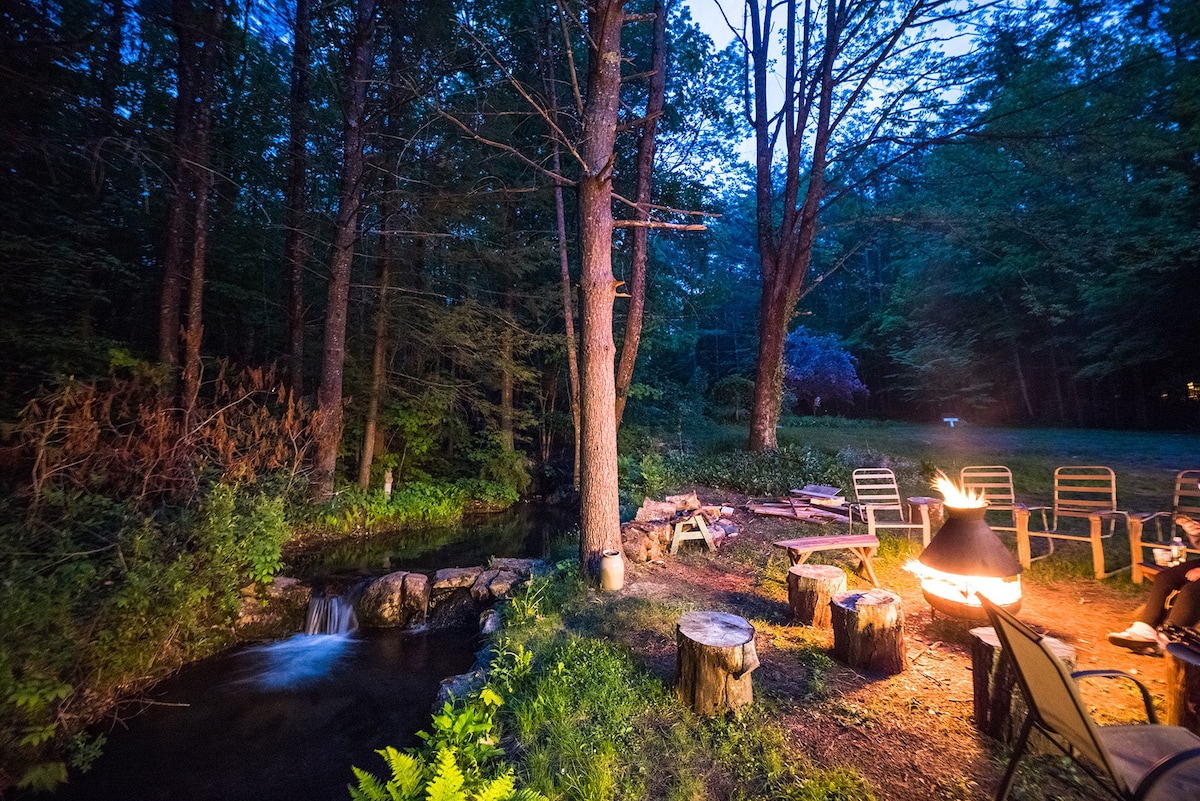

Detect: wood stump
787,564,846,627
969,626,1076,748
675,611,759,716
1166,644,1200,736
830,589,906,674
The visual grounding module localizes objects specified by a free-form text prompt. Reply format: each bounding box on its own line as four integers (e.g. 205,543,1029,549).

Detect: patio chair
1128,470,1200,583
850,468,931,545
978,595,1200,801
960,465,1019,533
1016,466,1129,579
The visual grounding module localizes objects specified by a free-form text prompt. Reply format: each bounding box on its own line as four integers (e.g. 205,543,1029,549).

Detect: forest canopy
1,0,1198,490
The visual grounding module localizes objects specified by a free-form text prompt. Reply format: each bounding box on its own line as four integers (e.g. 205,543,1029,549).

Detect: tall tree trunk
501,285,515,451
577,0,626,578
553,152,581,489
180,0,222,430
312,0,377,502
544,16,581,491
358,226,391,490
614,0,666,427
159,0,199,367
1012,339,1034,419
284,0,312,394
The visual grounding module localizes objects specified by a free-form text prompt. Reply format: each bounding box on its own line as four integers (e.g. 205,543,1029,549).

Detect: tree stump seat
969,626,1076,748
1166,643,1200,736
830,589,905,674
674,611,759,716
786,564,846,627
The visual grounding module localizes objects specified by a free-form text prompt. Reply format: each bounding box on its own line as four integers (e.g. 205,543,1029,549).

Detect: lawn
714,420,1200,512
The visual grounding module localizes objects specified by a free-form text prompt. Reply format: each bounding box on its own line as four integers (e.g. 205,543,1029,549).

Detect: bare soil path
609,489,1172,801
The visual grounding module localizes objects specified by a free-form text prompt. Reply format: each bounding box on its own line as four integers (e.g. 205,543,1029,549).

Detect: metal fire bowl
922,588,1021,622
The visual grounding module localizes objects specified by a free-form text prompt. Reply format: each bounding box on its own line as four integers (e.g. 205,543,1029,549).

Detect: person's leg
1165,576,1200,628
1136,561,1193,627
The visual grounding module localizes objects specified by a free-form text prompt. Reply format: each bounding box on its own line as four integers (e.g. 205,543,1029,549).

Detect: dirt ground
608,489,1175,801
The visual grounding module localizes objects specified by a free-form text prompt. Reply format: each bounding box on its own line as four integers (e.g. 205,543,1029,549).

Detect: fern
380,747,424,800
472,770,515,801
424,748,465,801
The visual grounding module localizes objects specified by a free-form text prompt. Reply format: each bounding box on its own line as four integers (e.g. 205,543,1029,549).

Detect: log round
1165,644,1200,736
830,589,906,675
786,564,846,628
969,626,1076,748
675,611,759,716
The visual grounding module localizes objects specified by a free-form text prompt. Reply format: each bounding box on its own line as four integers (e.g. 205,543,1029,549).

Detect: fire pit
909,473,1023,622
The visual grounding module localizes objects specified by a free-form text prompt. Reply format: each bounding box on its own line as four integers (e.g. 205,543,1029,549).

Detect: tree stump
830,589,906,674
675,611,759,716
1166,644,1200,736
787,564,846,627
969,626,1076,749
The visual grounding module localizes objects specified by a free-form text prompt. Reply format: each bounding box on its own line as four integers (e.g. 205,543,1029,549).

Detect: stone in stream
356,571,430,628
235,576,312,639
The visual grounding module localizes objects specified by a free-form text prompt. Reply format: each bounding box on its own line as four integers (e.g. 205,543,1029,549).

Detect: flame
932,470,986,508
904,560,1022,607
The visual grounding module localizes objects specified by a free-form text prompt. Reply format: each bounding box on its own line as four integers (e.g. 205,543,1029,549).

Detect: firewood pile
621,491,740,563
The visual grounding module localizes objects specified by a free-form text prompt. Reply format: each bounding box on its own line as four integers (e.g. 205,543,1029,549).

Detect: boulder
487,557,542,578
435,669,487,708
470,569,501,604
486,571,521,600
433,566,484,591
357,571,430,628
234,576,311,639
428,588,479,630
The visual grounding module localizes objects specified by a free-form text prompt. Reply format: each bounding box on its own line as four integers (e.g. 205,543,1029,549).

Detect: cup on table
1153,548,1172,566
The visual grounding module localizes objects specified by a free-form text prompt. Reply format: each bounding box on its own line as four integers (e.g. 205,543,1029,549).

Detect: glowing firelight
932,470,986,509
905,560,1022,607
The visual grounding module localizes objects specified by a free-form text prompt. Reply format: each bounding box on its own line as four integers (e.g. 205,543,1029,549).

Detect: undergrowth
307,479,519,535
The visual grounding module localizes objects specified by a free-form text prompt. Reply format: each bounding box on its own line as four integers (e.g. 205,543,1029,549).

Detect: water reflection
291,503,579,578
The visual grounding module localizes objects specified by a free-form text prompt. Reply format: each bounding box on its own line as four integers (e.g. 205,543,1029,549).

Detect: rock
471,569,501,604
480,608,501,635
428,588,479,630
436,669,486,708
357,571,430,628
234,576,311,639
487,557,541,577
487,571,521,600
433,566,483,591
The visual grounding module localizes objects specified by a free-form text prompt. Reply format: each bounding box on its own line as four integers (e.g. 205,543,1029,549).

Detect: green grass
761,420,1200,512
490,567,877,801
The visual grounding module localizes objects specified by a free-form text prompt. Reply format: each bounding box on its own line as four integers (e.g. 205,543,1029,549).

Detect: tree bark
613,0,666,427
358,219,392,491
180,0,222,431
577,0,626,577
159,0,200,367
312,0,377,502
284,0,312,394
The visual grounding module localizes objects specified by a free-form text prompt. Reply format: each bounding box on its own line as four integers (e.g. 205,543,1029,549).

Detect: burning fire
905,560,1022,607
932,470,986,509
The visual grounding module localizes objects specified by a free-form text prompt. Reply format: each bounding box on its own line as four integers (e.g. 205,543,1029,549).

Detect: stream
54,504,578,801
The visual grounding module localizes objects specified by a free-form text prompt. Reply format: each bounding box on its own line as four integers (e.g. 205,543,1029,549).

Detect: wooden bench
773,534,880,588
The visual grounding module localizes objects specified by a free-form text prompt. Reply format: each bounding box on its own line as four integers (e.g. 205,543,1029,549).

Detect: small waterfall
304,595,358,635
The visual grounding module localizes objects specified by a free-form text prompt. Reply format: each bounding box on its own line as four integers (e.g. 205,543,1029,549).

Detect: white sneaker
1107,622,1160,654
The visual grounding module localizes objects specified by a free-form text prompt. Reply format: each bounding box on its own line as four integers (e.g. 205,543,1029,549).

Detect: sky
684,0,737,49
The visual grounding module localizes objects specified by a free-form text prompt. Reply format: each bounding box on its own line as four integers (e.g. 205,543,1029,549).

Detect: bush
0,480,290,791
312,480,519,535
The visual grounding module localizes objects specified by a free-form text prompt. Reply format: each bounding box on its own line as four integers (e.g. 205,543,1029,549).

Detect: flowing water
54,504,578,801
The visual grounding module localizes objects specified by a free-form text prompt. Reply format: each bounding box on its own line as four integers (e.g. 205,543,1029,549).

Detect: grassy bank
353,565,876,801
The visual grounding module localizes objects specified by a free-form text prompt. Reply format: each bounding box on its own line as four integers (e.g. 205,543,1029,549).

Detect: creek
54,504,578,801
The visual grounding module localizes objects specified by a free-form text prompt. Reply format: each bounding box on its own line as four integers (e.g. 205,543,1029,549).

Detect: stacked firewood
621,491,739,563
